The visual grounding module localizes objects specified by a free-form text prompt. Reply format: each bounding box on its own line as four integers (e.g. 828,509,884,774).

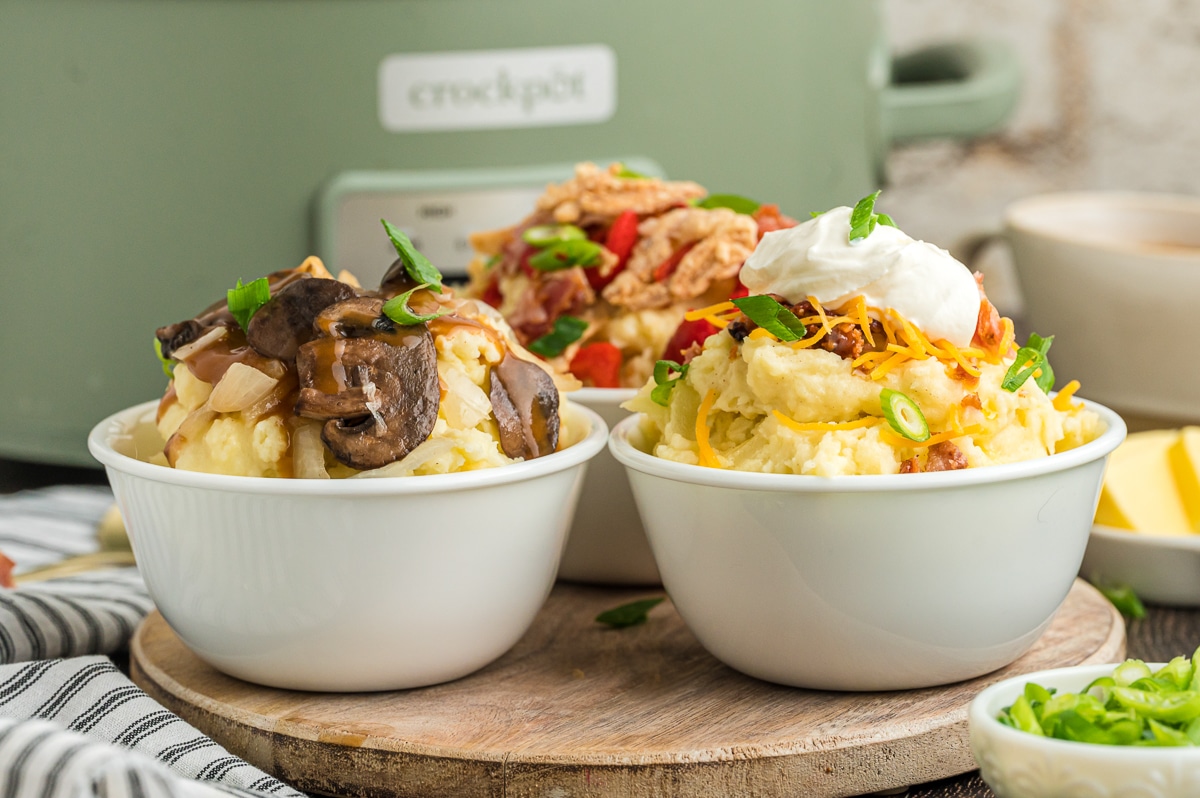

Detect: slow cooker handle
881,39,1020,143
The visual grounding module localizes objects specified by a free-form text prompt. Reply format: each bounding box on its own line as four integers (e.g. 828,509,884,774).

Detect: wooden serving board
131,579,1124,798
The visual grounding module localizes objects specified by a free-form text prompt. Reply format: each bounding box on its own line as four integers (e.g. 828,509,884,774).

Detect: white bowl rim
608,396,1125,493
89,400,608,496
571,386,639,406
1092,523,1200,550
1005,190,1200,257
969,661,1200,757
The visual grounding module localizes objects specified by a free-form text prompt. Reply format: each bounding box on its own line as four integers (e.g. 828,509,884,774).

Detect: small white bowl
1081,525,1200,607
970,663,1200,798
89,400,608,692
556,387,660,586
609,399,1126,691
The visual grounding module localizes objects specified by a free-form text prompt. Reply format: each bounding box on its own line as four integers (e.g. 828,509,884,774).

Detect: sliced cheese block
1169,426,1200,532
1094,429,1192,535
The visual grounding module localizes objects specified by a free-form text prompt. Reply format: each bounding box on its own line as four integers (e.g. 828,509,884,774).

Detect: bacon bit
568,342,622,388
752,204,799,239
653,241,699,282
962,393,983,412
898,457,921,474
925,441,969,472
0,551,14,589
662,317,719,364
948,362,981,389
971,272,1005,352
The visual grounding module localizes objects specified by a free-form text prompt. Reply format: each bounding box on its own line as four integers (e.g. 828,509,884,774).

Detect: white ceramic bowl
970,663,1200,798
609,399,1126,691
1007,191,1200,423
556,387,660,586
89,400,608,692
1081,524,1200,607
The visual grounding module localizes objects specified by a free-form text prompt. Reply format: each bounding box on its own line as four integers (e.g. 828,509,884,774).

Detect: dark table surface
2,457,1194,798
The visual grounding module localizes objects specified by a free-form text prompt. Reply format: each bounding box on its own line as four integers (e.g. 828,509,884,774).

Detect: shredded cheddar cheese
773,411,880,433
880,425,984,450
1052,379,1082,411
695,388,720,468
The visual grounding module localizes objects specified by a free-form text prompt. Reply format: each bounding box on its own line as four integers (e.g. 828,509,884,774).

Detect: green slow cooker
0,0,1018,465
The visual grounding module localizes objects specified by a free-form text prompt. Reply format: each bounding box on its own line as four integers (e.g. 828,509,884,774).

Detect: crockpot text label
379,46,616,132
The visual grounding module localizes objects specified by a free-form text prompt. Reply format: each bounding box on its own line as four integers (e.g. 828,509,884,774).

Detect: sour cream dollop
739,206,980,348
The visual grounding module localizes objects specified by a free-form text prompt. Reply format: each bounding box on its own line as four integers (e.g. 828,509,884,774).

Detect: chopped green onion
595,597,665,628
382,219,444,294
381,284,451,326
1002,333,1055,393
730,295,808,342
692,194,761,215
615,165,650,180
1095,582,1147,619
527,315,587,358
153,338,174,378
528,239,604,271
522,224,587,248
848,190,896,243
650,359,688,406
999,647,1200,746
226,277,271,332
809,210,823,218
879,388,930,442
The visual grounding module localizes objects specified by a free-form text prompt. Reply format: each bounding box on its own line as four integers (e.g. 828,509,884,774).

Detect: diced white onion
208,363,279,413
171,326,227,362
440,368,492,430
292,422,330,479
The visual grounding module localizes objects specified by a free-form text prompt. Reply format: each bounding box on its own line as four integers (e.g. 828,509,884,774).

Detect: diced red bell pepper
587,210,640,292
729,279,749,300
569,342,623,388
481,276,504,308
653,241,698,283
662,317,719,364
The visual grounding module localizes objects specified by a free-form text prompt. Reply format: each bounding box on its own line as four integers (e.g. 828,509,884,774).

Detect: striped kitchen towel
0,487,304,798
0,657,304,798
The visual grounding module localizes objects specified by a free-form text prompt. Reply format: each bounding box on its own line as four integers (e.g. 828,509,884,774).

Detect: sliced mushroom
246,278,358,360
155,319,204,359
313,296,394,339
294,302,439,470
488,354,560,460
379,257,421,298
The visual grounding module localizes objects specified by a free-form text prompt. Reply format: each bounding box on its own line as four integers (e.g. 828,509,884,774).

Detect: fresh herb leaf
226,277,271,332
595,596,665,628
731,295,808,342
880,388,931,442
381,284,451,326
522,224,587,248
1096,583,1147,619
1002,333,1055,392
382,219,444,293
153,338,174,378
527,315,588,358
529,239,604,271
615,165,650,179
693,194,761,215
848,189,895,243
650,359,688,406
809,210,824,219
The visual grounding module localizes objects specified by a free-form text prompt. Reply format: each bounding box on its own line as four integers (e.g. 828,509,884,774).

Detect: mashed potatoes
627,332,1103,476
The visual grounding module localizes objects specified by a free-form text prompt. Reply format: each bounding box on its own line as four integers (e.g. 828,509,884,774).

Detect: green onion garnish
527,315,588,358
522,224,587,248
382,219,444,294
528,239,604,271
998,648,1200,746
880,388,930,442
615,166,650,180
595,597,665,628
381,284,451,326
153,338,174,378
731,295,808,342
1095,583,1147,619
226,277,271,332
650,359,688,406
848,190,897,243
692,194,761,215
1002,333,1055,393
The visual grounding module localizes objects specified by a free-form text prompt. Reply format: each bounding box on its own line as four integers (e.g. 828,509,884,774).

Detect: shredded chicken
536,162,706,226
602,207,758,310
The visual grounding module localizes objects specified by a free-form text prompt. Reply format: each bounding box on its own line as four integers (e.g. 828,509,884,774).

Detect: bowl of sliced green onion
970,653,1200,798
